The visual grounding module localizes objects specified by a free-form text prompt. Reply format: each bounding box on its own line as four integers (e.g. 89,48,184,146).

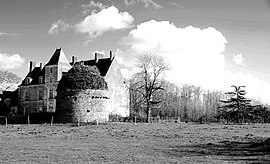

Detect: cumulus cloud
124,0,162,9
75,6,134,41
119,20,270,103
233,53,244,66
0,53,25,70
48,19,71,35
121,20,227,86
81,0,105,15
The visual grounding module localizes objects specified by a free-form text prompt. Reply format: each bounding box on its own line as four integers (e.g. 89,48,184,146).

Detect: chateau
14,48,129,121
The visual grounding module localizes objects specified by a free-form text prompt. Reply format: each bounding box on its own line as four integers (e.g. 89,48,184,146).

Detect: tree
218,85,251,124
0,70,21,92
180,84,193,122
152,80,181,118
131,53,169,123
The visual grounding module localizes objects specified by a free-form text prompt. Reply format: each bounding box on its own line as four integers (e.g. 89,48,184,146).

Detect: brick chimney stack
29,61,36,72
110,51,114,61
72,56,78,65
40,63,43,70
95,53,99,63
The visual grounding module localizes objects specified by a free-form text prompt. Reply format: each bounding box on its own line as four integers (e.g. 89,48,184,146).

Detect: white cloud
124,0,162,9
93,50,105,55
0,32,17,36
0,53,25,70
48,19,71,35
119,20,270,103
75,6,134,41
233,53,244,66
81,1,105,15
0,32,9,36
124,0,136,7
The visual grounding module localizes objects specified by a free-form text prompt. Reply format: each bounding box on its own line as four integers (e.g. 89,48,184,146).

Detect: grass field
0,122,270,163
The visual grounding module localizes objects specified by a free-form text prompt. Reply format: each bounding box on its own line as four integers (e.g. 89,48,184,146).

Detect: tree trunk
146,102,151,123
184,105,188,123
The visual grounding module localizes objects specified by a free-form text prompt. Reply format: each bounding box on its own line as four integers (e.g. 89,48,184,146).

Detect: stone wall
18,82,58,115
56,89,109,123
105,59,129,117
18,85,48,115
44,66,58,83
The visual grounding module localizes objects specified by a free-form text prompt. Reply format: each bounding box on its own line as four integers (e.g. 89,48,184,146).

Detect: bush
58,63,108,92
109,114,130,122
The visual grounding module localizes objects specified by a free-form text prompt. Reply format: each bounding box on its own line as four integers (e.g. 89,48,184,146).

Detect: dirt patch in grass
0,123,270,163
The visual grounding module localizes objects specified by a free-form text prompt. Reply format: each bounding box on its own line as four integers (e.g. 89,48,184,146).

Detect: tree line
129,54,270,124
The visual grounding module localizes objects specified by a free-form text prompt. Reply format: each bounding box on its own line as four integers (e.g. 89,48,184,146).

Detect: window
49,89,54,99
50,67,53,73
38,90,43,100
39,76,43,83
25,77,32,85
25,89,30,101
49,77,53,83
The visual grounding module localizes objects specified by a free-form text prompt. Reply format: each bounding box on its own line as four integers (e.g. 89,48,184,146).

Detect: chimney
40,63,43,70
29,61,34,72
29,61,37,72
29,61,33,72
72,56,77,65
109,51,114,61
95,53,99,63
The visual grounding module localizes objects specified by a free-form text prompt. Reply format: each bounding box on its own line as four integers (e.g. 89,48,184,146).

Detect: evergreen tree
218,85,251,124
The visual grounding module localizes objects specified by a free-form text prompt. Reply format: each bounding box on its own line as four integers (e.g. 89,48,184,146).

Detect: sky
0,0,270,103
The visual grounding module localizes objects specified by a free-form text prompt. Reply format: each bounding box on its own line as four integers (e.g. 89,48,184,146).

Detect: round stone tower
55,63,109,123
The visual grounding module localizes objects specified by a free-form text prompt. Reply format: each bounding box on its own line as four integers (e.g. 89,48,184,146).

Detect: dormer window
25,77,32,85
39,76,43,84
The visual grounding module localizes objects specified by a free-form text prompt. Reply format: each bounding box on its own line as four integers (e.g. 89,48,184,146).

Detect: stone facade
56,89,109,123
18,49,71,115
17,48,129,121
104,59,129,116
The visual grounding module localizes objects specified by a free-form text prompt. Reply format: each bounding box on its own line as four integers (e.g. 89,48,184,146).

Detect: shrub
58,63,108,92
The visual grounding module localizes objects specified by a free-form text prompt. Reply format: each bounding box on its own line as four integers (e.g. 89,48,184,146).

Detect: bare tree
0,70,21,92
131,53,169,123
180,84,193,122
152,80,181,118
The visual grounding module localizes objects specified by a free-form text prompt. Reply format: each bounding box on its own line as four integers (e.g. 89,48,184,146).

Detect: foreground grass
0,122,270,163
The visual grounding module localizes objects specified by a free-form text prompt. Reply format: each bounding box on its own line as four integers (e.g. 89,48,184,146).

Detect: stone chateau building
16,48,129,121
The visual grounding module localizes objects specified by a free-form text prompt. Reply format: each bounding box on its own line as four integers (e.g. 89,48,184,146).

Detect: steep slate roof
20,48,71,86
83,57,114,77
20,66,44,86
45,48,71,72
20,49,114,86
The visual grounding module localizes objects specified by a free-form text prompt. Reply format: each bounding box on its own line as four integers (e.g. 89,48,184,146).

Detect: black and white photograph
0,0,270,163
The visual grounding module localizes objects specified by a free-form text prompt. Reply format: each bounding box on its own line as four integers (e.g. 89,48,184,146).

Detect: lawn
0,122,270,163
